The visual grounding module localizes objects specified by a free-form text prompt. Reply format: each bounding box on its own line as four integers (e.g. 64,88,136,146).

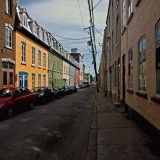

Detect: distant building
70,49,84,84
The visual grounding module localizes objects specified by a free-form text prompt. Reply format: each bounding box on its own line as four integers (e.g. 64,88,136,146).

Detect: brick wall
121,0,160,130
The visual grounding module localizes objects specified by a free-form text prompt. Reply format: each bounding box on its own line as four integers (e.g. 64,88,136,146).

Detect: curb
86,90,98,160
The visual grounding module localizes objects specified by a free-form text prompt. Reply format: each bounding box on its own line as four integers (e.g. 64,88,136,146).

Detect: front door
122,55,126,103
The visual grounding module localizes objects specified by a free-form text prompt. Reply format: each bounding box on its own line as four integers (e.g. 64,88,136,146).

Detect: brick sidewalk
86,88,160,160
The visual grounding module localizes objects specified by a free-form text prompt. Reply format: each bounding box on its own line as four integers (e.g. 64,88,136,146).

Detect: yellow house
15,6,50,89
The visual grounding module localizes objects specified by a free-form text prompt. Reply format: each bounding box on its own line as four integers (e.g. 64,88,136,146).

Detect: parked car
70,86,77,93
0,87,36,118
30,87,54,104
63,86,72,95
79,84,85,89
53,87,65,98
83,82,89,87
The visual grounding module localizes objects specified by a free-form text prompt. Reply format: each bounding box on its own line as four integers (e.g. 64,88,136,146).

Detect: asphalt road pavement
0,86,96,160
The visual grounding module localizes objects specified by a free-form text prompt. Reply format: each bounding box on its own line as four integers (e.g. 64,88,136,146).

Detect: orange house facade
15,31,49,89
15,7,50,89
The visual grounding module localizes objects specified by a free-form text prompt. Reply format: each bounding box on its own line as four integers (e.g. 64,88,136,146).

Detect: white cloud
18,0,109,75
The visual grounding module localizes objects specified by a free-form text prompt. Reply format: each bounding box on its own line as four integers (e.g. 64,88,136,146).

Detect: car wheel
42,97,47,104
29,101,34,110
7,107,14,118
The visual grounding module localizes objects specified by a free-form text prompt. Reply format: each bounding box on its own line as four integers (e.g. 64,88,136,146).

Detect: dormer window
23,14,28,28
56,43,58,51
33,23,37,35
43,32,47,43
39,29,43,40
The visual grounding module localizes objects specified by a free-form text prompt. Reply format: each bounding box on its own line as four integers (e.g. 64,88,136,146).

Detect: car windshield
0,88,14,98
31,87,44,93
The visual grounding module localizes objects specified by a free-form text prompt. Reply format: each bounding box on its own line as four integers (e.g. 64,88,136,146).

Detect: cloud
18,0,109,74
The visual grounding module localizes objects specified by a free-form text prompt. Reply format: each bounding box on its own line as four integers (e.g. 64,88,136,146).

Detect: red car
0,87,36,118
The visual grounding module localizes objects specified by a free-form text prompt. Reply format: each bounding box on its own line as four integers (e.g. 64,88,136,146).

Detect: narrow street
0,86,96,160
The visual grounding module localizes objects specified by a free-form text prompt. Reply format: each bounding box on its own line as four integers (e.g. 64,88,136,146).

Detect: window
38,75,41,87
2,62,14,86
32,74,35,87
156,24,160,94
43,75,46,86
116,17,119,44
112,1,113,21
6,0,11,15
22,88,29,94
43,32,47,43
128,0,133,18
6,27,12,48
21,42,26,63
23,14,28,28
50,58,52,70
32,47,35,65
38,50,41,67
138,37,146,91
122,0,126,30
43,53,46,68
39,29,43,40
53,61,56,71
128,49,133,89
33,23,37,35
112,32,113,52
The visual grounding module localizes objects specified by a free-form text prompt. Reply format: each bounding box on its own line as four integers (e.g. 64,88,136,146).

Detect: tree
87,73,94,82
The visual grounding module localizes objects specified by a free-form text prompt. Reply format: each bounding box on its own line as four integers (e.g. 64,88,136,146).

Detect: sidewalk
86,88,160,160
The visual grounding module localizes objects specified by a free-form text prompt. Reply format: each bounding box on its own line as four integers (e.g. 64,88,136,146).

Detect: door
110,70,112,98
122,55,126,103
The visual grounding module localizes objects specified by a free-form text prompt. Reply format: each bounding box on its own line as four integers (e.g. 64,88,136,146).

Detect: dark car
53,87,65,98
63,86,72,95
30,87,54,104
70,86,77,93
83,82,89,87
0,87,36,118
79,84,85,89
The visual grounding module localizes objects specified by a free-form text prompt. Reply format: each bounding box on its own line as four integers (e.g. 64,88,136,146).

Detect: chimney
71,48,78,53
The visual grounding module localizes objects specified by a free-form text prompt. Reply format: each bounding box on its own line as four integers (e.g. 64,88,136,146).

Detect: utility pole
86,0,99,92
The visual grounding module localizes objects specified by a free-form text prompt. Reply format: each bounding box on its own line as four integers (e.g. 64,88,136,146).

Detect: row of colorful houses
99,0,160,141
1,0,85,89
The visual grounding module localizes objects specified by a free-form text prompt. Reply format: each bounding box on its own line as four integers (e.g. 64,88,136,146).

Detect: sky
18,0,109,76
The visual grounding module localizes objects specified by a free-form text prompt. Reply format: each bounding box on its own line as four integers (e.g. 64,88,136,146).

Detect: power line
50,32,90,40
95,27,103,36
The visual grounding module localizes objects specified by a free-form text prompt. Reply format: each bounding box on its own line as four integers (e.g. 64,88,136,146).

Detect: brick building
0,0,17,86
104,0,121,101
120,0,160,139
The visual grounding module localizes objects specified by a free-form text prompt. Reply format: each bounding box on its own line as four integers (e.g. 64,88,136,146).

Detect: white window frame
43,75,46,86
32,47,35,65
128,0,133,18
50,58,52,70
6,27,12,49
23,14,28,28
38,75,41,87
38,50,41,67
21,42,26,63
32,75,35,87
128,49,133,89
39,28,43,40
6,0,11,15
43,53,46,68
122,0,126,30
138,37,146,92
33,23,37,35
